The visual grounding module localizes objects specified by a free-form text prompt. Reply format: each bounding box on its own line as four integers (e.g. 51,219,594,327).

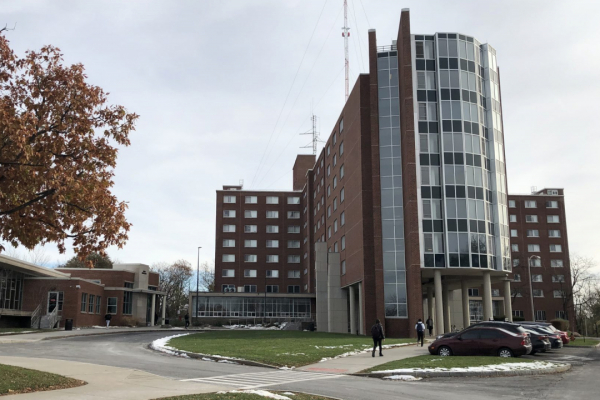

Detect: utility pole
342,0,350,102
300,114,320,155
528,255,540,321
196,246,201,323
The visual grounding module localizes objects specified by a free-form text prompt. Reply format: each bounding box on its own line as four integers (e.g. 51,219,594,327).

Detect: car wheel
438,346,452,356
530,350,537,355
498,348,514,358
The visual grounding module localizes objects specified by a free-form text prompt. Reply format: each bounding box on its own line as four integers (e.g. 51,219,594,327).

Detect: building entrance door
47,291,59,313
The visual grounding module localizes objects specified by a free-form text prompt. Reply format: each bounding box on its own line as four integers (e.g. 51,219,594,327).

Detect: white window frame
223,195,236,204
245,196,258,204
222,269,235,278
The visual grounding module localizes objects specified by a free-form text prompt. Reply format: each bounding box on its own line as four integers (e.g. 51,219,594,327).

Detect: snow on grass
150,333,193,358
217,390,292,399
223,323,288,330
383,375,423,381
318,342,413,362
376,361,566,374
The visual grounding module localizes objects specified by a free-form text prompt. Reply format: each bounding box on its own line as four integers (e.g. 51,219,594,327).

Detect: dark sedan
428,327,532,357
524,328,551,354
528,325,563,349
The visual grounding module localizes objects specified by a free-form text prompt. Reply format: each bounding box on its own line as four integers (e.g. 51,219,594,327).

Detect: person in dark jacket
104,313,112,328
184,313,190,329
371,319,385,357
415,319,426,347
426,316,434,337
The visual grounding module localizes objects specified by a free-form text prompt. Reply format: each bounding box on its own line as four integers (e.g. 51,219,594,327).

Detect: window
327,144,331,156
244,254,257,263
266,270,279,278
266,285,279,293
244,240,257,248
552,275,565,283
287,240,300,248
492,289,500,297
266,240,279,248
340,187,345,202
528,244,540,252
532,274,543,282
223,225,236,233
533,289,544,298
88,295,95,313
123,281,134,289
288,225,300,233
81,293,87,312
509,215,517,222
526,215,538,223
551,259,564,268
222,284,236,293
513,310,524,318
327,206,331,217
547,215,560,223
287,285,301,293
224,195,236,204
223,210,236,218
266,225,279,233
244,269,257,278
266,210,279,218
511,244,519,252
327,165,331,176
341,236,346,250
342,260,346,275
288,270,301,278
244,210,257,218
333,176,337,189
548,230,561,238
525,201,537,208
288,211,300,219
245,196,258,204
340,164,345,179
288,255,301,263
266,196,279,204
546,201,558,208
222,254,235,262
341,211,345,226
513,274,521,282
526,230,539,237
244,225,257,233
509,200,516,208
334,219,338,233
511,289,523,297
244,285,257,293
287,196,300,204
222,269,235,277
340,141,344,156
510,229,518,237
223,239,235,247
468,288,479,296
333,154,337,167
334,242,338,252
107,297,117,314
550,244,562,252
512,259,520,267
530,258,541,266
95,296,101,314
266,255,279,263
547,189,559,195
339,118,344,132
328,226,331,238
123,292,132,315
535,310,546,321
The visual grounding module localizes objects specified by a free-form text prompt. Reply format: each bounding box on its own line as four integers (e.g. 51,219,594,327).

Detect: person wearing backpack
371,319,385,357
415,319,426,347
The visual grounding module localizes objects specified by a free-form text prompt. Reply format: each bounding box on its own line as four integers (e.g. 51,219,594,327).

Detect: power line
264,169,293,190
350,0,366,72
249,0,330,189
358,0,371,28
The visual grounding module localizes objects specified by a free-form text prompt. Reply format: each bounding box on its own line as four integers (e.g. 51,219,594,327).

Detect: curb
147,344,279,369
41,328,200,341
355,363,571,379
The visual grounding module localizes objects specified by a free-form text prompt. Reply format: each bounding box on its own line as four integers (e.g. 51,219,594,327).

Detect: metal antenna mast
342,0,350,102
301,114,320,155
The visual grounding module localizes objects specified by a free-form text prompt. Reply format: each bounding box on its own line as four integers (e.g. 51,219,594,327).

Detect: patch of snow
318,342,413,362
202,357,215,362
218,359,238,364
0,331,35,335
376,361,566,374
217,390,292,399
279,366,296,370
383,375,422,381
150,333,193,359
282,392,295,396
222,323,284,331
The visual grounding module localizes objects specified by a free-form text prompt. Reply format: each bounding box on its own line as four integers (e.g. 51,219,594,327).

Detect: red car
428,327,532,357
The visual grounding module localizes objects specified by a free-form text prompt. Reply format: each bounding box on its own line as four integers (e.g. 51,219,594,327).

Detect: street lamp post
528,255,541,321
196,246,201,323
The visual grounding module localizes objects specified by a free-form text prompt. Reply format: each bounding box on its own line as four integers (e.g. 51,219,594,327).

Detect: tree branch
0,189,56,215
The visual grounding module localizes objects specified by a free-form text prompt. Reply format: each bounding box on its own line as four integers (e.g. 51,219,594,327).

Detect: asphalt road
0,331,598,400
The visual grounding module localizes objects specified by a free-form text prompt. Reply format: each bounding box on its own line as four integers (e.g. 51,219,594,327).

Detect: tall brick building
194,9,575,337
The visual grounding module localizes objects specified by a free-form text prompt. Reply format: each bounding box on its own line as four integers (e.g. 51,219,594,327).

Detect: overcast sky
3,0,599,274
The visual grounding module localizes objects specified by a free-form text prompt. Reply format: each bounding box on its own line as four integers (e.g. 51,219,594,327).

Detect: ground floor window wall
469,299,504,322
191,296,311,318
0,268,24,311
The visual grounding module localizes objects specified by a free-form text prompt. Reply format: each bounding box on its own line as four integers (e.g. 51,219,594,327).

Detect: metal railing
47,306,59,329
30,303,42,329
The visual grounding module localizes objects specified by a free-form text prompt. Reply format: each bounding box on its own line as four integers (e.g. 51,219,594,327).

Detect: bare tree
198,261,215,292
153,260,193,319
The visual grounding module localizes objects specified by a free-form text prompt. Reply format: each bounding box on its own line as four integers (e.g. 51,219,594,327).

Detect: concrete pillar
358,282,364,335
349,285,357,334
482,271,493,321
442,281,451,332
434,270,444,335
161,294,166,325
315,243,329,332
427,286,434,322
461,280,470,330
327,252,348,333
150,294,156,327
504,279,512,322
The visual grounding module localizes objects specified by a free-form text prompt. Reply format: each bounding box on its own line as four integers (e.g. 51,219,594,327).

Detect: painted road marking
182,370,342,389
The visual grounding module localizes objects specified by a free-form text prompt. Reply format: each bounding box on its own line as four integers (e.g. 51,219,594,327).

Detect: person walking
184,312,190,329
415,319,426,347
371,319,385,357
426,316,434,337
104,313,112,328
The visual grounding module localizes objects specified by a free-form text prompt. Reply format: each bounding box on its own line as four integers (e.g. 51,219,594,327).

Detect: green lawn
364,355,532,373
565,338,600,347
156,391,332,400
167,331,413,367
0,364,85,395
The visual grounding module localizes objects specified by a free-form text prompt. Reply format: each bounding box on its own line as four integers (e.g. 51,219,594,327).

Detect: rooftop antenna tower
342,0,350,102
301,114,320,155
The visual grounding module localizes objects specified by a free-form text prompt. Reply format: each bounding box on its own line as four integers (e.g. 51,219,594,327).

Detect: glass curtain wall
0,268,24,311
191,297,311,318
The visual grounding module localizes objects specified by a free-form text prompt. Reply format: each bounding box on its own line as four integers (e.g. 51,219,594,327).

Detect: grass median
565,338,600,347
156,391,332,400
166,330,413,367
363,355,532,373
0,364,85,395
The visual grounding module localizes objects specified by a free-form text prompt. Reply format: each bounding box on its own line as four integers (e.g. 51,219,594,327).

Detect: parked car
527,325,563,349
519,321,570,344
524,328,551,354
435,321,529,340
428,326,532,357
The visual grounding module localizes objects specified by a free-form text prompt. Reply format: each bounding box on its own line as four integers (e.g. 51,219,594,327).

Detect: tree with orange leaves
0,29,138,262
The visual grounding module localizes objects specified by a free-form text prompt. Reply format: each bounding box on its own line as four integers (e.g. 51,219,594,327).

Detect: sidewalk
0,356,223,399
299,341,431,374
